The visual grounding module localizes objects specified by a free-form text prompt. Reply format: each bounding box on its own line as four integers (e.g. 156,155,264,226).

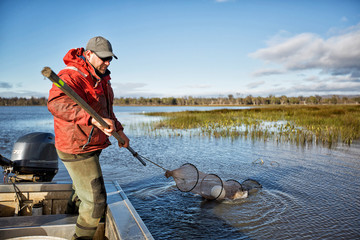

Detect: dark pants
57,149,107,239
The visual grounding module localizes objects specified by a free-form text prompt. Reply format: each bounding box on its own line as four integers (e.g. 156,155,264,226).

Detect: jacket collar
63,48,111,83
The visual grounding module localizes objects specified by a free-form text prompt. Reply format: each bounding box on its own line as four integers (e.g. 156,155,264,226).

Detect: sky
0,0,359,99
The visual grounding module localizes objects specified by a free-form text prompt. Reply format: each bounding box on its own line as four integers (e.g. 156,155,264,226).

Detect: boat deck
0,181,153,240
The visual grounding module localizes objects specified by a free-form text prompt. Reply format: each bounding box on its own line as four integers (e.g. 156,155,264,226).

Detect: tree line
0,97,48,106
1,95,359,106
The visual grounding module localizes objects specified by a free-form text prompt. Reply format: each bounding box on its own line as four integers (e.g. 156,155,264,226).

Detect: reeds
137,105,360,148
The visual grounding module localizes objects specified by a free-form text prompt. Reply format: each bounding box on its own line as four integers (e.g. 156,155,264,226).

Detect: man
48,36,129,239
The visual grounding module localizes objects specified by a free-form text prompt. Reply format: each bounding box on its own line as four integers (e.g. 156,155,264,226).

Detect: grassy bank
141,105,360,148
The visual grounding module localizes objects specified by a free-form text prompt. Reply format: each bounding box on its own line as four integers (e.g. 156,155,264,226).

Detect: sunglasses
93,52,113,62
100,56,113,63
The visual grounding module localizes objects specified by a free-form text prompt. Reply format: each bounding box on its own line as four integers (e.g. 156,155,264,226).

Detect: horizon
1,0,360,99
1,93,359,100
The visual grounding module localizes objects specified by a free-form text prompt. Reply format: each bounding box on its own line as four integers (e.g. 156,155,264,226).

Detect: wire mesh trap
165,163,262,201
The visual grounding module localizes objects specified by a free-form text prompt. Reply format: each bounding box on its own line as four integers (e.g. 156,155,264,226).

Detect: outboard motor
1,132,58,182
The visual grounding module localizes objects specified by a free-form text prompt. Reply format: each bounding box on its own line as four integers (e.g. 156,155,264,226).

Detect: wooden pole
42,67,146,166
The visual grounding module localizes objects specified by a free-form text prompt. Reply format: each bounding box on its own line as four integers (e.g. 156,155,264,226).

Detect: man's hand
91,117,115,136
91,117,129,148
117,130,130,148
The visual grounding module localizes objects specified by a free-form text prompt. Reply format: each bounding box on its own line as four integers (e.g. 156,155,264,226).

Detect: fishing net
165,163,262,200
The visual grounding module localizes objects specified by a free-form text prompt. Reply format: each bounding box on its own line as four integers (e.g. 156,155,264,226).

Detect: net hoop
225,179,243,191
174,163,199,192
199,173,224,200
224,179,243,199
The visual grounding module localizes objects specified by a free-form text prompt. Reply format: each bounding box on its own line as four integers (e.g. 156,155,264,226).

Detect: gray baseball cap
86,36,118,59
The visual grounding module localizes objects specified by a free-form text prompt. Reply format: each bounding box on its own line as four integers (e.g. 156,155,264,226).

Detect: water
1,106,359,239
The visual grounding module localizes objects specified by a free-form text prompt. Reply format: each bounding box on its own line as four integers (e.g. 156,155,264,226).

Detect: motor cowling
9,132,58,182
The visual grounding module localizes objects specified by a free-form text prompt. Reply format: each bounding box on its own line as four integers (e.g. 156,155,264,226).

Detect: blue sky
0,0,359,98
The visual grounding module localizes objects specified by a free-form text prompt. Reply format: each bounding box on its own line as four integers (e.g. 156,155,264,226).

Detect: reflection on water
1,106,359,239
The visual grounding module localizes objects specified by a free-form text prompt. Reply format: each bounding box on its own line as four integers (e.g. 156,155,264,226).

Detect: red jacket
48,48,123,154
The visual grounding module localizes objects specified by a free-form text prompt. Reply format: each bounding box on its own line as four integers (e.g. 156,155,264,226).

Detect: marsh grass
138,105,360,148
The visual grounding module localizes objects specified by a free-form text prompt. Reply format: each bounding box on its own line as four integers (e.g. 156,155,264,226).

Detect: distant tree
342,96,348,104
264,96,271,105
331,95,339,104
289,97,300,104
2,95,358,106
256,96,263,105
298,96,305,104
245,95,253,105
307,96,318,104
270,95,280,105
354,97,360,104
280,95,289,105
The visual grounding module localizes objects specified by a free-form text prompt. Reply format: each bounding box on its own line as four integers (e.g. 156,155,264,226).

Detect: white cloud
0,90,47,98
252,68,285,77
111,82,148,97
246,81,265,89
180,84,212,89
240,80,360,97
292,81,360,94
249,23,360,78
